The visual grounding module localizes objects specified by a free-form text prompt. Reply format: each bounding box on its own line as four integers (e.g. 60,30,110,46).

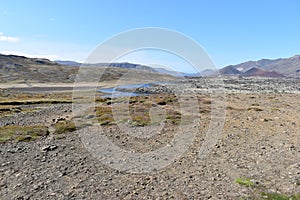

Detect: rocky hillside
0,54,78,83
227,55,300,77
0,54,176,84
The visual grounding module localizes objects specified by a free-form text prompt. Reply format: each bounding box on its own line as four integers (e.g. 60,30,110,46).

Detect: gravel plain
0,77,299,199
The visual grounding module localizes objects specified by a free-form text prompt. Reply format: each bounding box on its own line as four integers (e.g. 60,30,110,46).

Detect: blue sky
1,0,300,72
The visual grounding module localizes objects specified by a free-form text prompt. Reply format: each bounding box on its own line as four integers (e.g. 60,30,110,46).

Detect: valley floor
0,77,299,199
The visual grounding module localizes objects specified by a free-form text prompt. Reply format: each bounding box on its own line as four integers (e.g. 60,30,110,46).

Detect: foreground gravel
0,77,299,199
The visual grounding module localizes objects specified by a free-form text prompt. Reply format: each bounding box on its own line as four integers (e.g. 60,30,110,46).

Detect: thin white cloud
0,32,19,42
0,50,61,60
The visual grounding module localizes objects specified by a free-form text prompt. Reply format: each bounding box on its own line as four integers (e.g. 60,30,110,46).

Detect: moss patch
235,178,255,187
260,192,300,200
0,125,49,142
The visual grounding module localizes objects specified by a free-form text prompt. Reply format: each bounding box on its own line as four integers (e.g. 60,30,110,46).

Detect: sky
1,0,300,72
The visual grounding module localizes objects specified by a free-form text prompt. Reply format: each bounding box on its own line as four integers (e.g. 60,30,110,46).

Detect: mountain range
56,55,300,78
0,54,300,84
219,55,300,77
55,60,185,77
0,54,176,83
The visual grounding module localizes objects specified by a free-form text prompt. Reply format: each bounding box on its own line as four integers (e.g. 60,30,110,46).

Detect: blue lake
98,82,173,98
98,83,153,98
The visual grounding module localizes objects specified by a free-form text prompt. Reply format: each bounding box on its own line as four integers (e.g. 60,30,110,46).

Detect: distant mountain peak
291,55,300,59
55,60,188,76
221,54,300,77
219,65,242,75
243,67,284,77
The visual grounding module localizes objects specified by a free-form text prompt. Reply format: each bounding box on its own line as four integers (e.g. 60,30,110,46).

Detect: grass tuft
260,192,300,200
235,178,255,187
53,121,76,134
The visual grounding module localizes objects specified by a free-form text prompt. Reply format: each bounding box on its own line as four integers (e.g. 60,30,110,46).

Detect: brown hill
242,67,284,77
0,54,77,83
0,54,177,84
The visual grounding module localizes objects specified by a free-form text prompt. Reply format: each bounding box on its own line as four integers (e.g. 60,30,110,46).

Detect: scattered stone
84,114,95,119
41,145,57,152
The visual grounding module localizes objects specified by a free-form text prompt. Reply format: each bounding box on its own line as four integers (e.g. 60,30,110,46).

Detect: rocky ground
0,77,299,199
124,77,300,94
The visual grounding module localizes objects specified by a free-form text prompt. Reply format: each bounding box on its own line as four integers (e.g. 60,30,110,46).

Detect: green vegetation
98,114,115,125
260,192,300,200
53,121,76,134
166,111,182,125
129,115,150,126
0,91,72,119
95,97,107,103
129,103,151,126
95,106,115,125
95,97,113,105
0,90,72,108
0,125,49,142
94,94,210,127
235,178,255,187
94,94,185,127
235,177,300,200
0,105,20,117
